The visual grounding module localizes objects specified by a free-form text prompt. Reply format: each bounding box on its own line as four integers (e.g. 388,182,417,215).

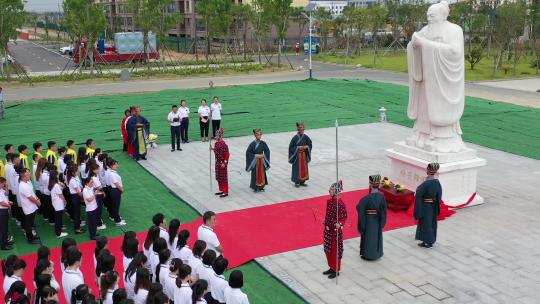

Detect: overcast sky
25,0,63,12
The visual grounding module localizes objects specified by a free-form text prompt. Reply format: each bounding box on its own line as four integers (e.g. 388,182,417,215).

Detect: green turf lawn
316,52,540,81
1,79,539,302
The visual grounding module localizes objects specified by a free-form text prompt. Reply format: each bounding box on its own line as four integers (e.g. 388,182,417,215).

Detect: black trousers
87,209,98,240
171,126,181,150
200,117,209,137
54,210,64,236
181,118,189,142
24,211,36,241
70,194,82,230
9,191,23,224
0,209,9,247
110,188,122,223
212,119,221,138
96,194,104,226
43,195,54,223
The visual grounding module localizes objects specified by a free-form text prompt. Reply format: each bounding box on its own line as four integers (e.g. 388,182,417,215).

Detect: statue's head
427,0,450,25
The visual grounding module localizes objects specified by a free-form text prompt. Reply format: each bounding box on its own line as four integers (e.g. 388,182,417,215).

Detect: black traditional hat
329,180,343,196
252,128,261,135
369,174,381,186
427,162,440,174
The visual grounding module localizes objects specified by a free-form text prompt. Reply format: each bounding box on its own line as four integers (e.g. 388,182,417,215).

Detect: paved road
8,40,72,73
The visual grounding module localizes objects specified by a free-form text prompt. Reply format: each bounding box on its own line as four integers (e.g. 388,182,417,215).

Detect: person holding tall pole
322,180,347,279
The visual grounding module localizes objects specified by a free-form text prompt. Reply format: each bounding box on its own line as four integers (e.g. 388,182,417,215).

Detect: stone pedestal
386,141,486,207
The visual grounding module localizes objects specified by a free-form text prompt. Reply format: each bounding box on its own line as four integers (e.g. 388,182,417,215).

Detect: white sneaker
115,220,127,226
97,224,107,230
80,221,86,227
57,232,68,238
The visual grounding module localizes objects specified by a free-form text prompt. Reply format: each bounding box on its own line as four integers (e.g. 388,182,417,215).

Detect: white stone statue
406,0,465,153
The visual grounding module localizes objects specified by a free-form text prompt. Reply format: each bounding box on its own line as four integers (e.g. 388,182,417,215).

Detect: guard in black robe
356,174,387,261
127,106,150,161
288,122,312,187
245,129,270,192
414,162,442,248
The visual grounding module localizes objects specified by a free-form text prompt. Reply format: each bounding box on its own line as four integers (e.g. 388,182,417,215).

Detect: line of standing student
0,139,127,250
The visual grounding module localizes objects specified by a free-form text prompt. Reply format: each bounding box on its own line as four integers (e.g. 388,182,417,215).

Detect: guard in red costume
212,128,229,198
323,180,347,279
121,107,134,157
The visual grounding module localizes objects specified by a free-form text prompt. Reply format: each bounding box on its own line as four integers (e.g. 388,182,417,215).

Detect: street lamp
305,2,316,79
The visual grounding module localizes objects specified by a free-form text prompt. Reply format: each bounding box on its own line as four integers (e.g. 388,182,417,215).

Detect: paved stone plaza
141,123,540,304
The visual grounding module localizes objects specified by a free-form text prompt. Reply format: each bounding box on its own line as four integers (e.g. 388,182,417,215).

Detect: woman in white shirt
173,230,192,264
197,99,211,142
224,270,249,304
40,163,55,225
124,253,147,300
210,96,223,139
89,163,106,230
133,268,152,304
78,154,89,184
164,258,181,300
156,249,171,285
82,178,100,240
192,279,209,304
188,240,206,282
108,160,126,226
150,238,168,280
122,235,139,272
100,270,119,304
49,171,68,238
34,255,60,293
67,166,84,234
34,158,47,209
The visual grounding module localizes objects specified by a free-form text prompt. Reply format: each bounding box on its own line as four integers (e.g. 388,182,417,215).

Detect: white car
60,45,74,55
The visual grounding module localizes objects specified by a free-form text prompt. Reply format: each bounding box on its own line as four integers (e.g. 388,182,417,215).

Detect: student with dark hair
224,270,249,304
168,104,182,152
209,257,229,304
34,273,52,304
100,270,119,304
85,139,96,158
66,140,77,164
3,258,26,294
46,141,58,167
112,288,127,304
41,163,56,226
36,246,50,262
199,250,216,300
60,238,77,271
210,96,222,139
33,259,59,292
49,170,68,238
82,178,99,240
150,238,168,279
41,285,59,303
173,264,192,304
71,284,95,304
156,249,171,284
197,99,210,142
18,145,30,170
197,211,222,256
96,249,115,288
18,168,41,244
57,147,67,178
109,159,126,226
94,236,109,268
62,249,84,303
4,281,27,304
2,254,18,277
78,153,89,185
5,144,14,154
122,236,139,272
0,176,13,250
33,143,43,159
5,153,22,226
146,282,168,304
67,166,84,234
164,258,182,300
134,268,151,304
143,226,160,266
173,230,192,264
153,213,169,241
187,240,206,281
167,219,180,250
124,252,147,300
89,163,106,230
192,279,209,304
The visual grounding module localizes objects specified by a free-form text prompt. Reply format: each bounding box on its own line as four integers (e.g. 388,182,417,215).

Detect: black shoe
328,272,340,279
141,156,147,160
295,184,300,188
220,193,228,198
185,140,189,143
300,183,308,187
418,242,432,248
27,238,40,244
171,149,175,152
215,192,223,196
177,148,182,151
322,269,334,275
1,245,13,250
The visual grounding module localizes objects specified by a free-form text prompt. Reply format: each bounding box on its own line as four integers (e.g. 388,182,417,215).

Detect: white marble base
386,141,487,207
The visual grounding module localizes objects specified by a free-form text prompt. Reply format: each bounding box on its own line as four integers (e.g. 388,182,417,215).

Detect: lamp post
305,3,316,79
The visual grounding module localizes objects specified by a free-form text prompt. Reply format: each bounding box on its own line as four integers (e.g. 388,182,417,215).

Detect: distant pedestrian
0,87,4,120
295,42,300,56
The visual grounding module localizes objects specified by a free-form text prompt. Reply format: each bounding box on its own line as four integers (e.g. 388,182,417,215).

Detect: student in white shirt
167,218,180,251
78,154,89,184
49,171,68,238
197,211,223,256
134,268,152,304
0,177,13,250
197,99,211,142
224,270,250,304
192,279,209,304
150,238,168,280
187,240,207,281
100,270,119,304
4,281,28,304
143,226,160,271
83,178,100,240
41,164,55,225
34,258,61,292
168,104,183,152
89,163,106,230
18,168,41,243
179,100,191,143
57,147,67,176
3,258,26,294
5,154,22,226
156,249,171,285
173,230,192,264
62,249,85,303
153,213,169,241
164,258,181,300
209,257,229,304
173,264,193,304
124,253,148,300
122,235,139,272
198,250,217,297
109,160,127,226
210,96,223,139
67,166,85,234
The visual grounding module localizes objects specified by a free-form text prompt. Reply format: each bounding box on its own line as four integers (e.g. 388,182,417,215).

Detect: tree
232,4,254,60
290,6,308,47
44,15,50,42
314,7,332,52
27,14,38,41
211,0,233,65
348,7,369,53
0,0,25,77
270,0,293,67
248,0,273,64
465,47,483,70
492,1,527,76
366,6,388,65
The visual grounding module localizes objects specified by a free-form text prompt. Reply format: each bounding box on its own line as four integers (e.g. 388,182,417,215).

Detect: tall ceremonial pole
209,137,213,193
335,118,339,285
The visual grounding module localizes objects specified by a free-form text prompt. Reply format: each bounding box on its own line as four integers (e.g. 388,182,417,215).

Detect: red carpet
1,189,431,302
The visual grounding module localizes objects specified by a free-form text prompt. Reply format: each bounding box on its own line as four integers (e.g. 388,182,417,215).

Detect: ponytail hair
100,270,118,300
191,279,208,304
168,219,180,246
155,249,171,284
176,230,190,250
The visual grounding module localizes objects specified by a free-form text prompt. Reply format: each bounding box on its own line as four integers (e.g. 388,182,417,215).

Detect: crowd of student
2,212,249,304
0,140,126,249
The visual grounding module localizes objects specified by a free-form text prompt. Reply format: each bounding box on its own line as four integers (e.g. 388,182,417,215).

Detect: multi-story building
309,0,349,16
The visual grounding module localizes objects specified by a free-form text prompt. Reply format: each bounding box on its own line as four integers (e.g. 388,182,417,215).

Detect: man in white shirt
179,100,190,143
167,105,182,152
0,177,13,250
153,213,169,241
197,211,223,256
18,168,41,243
210,257,229,304
210,96,222,139
62,249,85,303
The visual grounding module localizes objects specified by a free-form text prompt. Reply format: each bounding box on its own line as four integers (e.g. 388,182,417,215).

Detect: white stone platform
141,123,540,304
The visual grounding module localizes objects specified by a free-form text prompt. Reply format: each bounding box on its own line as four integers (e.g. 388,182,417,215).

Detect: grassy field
1,78,539,302
316,51,540,81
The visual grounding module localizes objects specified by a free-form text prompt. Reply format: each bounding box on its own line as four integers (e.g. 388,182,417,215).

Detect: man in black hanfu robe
356,174,387,261
245,129,270,192
288,122,312,187
414,162,442,248
127,106,150,161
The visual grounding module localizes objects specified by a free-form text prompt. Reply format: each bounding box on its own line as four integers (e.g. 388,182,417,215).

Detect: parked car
60,45,74,56
0,55,14,64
